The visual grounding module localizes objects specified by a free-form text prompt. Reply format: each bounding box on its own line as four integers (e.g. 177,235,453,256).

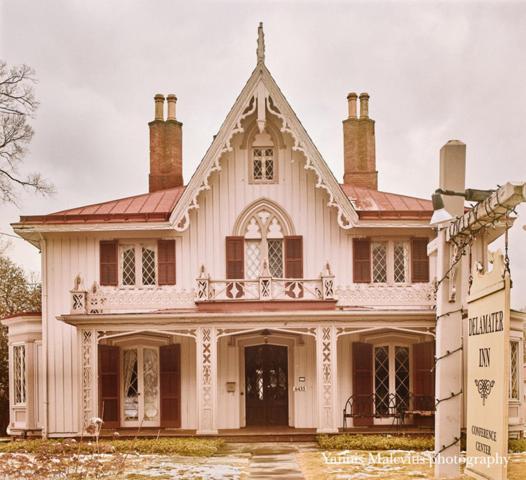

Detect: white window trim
12,343,27,406
249,147,278,184
372,342,413,424
370,238,412,285
118,242,158,289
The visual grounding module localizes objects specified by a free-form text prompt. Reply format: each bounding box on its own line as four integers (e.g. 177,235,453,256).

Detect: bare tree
0,61,54,203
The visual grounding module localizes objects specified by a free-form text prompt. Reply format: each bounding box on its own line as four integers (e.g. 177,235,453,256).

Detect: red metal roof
19,187,185,224
340,184,433,220
17,184,431,225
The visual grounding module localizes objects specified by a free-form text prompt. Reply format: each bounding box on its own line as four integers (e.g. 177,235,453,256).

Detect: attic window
250,132,276,183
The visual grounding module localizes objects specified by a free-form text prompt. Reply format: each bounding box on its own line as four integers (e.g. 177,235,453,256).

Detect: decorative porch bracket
196,327,218,434
80,329,98,432
316,326,338,433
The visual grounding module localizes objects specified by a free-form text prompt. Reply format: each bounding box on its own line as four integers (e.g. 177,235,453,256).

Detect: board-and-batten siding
44,236,99,433
179,134,352,285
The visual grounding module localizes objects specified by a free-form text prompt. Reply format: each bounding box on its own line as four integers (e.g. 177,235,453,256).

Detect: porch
70,312,436,437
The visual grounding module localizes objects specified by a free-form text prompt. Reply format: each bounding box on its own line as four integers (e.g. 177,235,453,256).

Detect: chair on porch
342,393,429,430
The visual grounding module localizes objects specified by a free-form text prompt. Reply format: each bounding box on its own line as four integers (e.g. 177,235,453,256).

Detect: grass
0,437,224,456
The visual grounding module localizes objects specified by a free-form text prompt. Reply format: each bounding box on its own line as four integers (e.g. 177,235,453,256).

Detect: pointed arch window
243,211,285,279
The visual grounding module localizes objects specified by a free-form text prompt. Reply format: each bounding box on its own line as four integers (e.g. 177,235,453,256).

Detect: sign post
465,251,510,480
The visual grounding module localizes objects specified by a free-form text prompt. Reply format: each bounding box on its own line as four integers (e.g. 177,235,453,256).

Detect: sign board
466,252,510,480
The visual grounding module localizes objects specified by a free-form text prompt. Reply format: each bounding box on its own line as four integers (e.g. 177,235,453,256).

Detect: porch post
80,329,98,432
196,326,218,434
316,325,338,433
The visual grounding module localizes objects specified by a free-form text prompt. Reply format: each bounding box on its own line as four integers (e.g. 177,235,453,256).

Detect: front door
245,344,288,426
121,346,160,427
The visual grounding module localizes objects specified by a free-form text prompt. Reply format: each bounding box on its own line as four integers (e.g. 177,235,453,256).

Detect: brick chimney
149,93,183,192
342,92,377,189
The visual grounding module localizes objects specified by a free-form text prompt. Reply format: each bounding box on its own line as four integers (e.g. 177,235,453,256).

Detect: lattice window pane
372,242,387,283
123,349,139,422
510,341,519,400
394,242,408,283
143,348,160,421
253,149,263,180
122,247,136,286
395,346,410,404
245,240,261,279
142,247,156,286
13,345,26,404
375,346,389,416
268,239,283,278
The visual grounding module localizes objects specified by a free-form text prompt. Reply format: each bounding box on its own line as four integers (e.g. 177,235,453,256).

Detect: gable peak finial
257,22,265,64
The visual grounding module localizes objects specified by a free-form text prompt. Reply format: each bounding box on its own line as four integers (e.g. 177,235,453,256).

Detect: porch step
247,449,305,479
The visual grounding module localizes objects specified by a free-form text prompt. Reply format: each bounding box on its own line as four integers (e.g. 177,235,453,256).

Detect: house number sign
465,252,510,480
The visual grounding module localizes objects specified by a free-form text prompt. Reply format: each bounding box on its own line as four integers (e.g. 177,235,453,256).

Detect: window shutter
160,344,181,428
411,238,430,283
412,341,435,424
98,344,120,428
226,236,244,279
353,238,371,283
158,239,176,285
352,342,373,426
100,240,118,286
284,236,303,278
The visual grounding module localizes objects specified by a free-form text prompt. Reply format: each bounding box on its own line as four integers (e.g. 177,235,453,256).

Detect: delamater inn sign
466,251,510,480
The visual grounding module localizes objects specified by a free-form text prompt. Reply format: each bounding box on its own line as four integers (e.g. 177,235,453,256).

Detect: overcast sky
1,0,525,308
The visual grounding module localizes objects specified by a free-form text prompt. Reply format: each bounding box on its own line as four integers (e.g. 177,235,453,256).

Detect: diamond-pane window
253,147,274,182
394,242,408,283
245,240,261,280
372,242,387,283
142,248,156,286
13,345,26,405
375,346,389,416
268,239,283,278
395,346,410,405
510,341,519,400
122,248,136,286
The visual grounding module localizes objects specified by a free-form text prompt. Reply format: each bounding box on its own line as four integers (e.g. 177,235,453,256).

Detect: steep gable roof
169,40,359,231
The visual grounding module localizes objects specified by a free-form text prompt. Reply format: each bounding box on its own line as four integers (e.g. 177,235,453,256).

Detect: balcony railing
70,275,194,314
336,283,435,309
195,264,335,302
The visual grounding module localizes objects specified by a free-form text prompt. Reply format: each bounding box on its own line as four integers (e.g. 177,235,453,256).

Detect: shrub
317,434,434,451
0,437,224,456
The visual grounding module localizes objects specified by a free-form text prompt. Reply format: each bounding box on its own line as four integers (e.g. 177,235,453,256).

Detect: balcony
195,270,335,303
68,270,434,315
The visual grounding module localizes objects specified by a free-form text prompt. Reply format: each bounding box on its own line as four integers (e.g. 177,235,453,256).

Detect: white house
3,25,524,439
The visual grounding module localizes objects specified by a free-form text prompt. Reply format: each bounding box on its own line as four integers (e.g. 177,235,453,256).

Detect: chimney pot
347,92,358,119
359,92,369,119
167,94,177,121
154,94,165,121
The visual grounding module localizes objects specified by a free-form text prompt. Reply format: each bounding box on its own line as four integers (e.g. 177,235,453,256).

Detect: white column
196,327,218,434
316,326,338,433
434,228,464,478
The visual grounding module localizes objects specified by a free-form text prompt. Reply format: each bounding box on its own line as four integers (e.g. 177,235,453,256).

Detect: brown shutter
160,344,181,428
411,238,430,283
413,341,435,424
352,342,373,426
226,236,244,279
158,239,176,285
100,240,118,286
98,344,120,428
353,238,371,283
284,236,303,278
